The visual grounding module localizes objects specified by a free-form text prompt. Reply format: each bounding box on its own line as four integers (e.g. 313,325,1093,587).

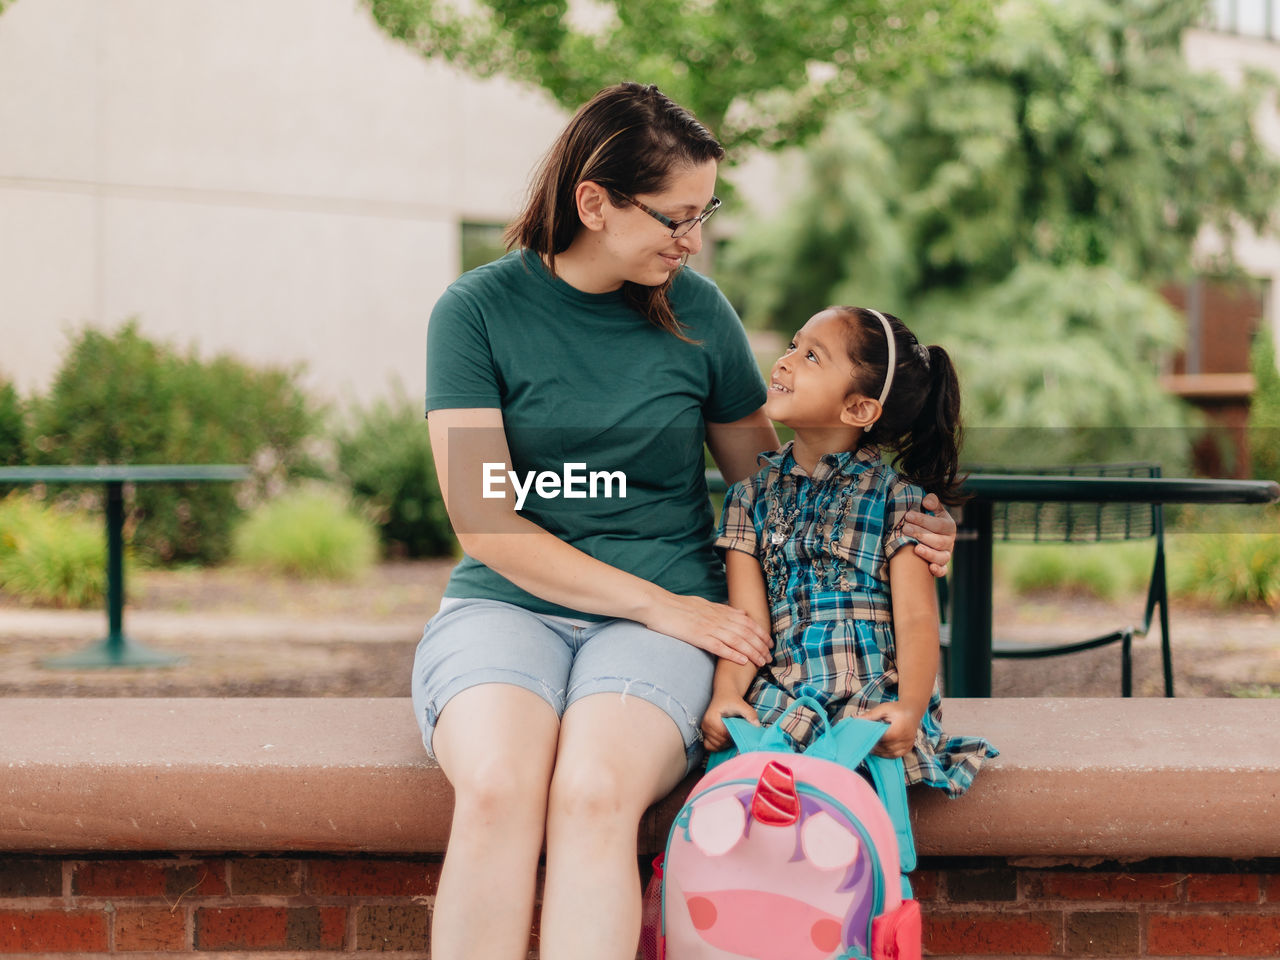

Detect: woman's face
599,159,718,288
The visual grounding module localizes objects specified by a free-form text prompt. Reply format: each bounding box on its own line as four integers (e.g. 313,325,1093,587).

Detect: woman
413,82,956,960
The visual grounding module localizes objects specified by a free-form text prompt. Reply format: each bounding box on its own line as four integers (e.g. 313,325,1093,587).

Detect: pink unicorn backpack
642,697,921,960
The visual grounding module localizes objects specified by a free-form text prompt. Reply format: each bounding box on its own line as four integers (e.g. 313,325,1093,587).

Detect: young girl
702,305,996,797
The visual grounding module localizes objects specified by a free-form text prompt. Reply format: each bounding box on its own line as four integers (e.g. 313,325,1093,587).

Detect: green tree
1250,335,1280,482
28,322,321,564
364,0,994,153
719,0,1280,467
335,391,455,557
0,378,24,467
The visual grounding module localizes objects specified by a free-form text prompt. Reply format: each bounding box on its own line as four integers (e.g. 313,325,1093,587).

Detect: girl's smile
764,309,864,428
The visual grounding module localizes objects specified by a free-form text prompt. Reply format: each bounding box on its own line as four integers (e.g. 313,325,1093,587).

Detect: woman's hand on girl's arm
428,408,771,663
902,493,956,578
642,592,771,667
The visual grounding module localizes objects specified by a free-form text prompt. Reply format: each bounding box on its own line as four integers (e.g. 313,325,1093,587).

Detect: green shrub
997,541,1152,600
1169,529,1280,609
1249,334,1280,483
0,495,106,607
335,392,454,557
27,321,321,565
0,378,23,466
232,485,378,580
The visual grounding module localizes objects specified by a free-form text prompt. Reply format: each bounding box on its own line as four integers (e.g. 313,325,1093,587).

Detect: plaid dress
715,441,997,798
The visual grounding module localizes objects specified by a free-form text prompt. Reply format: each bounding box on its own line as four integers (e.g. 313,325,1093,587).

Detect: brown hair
834,306,966,505
505,82,725,340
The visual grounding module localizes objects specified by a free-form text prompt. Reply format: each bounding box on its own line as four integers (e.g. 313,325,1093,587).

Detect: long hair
834,307,965,505
505,82,725,340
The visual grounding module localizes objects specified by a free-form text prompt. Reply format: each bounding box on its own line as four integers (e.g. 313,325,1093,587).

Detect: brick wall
0,854,442,956
2,853,1278,957
915,858,1280,958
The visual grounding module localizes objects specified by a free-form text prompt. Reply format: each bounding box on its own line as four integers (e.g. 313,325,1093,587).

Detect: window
460,222,508,274
1208,0,1280,40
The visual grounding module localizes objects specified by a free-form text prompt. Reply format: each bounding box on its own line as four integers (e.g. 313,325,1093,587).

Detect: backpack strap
862,754,917,875
719,694,836,759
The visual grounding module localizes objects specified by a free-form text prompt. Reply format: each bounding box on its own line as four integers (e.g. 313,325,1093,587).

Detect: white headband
867,308,896,406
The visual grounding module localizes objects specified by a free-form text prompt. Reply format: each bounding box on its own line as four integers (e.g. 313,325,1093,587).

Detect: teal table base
0,464,249,671
42,478,185,669
44,638,184,669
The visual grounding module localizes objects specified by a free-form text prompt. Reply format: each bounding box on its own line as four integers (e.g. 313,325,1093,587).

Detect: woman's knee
449,750,556,831
547,740,681,828
547,759,636,827
434,692,559,830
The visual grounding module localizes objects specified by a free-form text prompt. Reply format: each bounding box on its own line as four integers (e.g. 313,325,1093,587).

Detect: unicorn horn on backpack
751,760,800,826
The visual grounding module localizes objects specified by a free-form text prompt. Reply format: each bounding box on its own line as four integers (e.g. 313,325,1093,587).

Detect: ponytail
835,308,966,505
892,344,964,506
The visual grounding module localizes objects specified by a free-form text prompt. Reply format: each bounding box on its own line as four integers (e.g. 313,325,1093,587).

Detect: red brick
1185,874,1261,904
1148,914,1280,956
0,909,109,952
946,867,1018,902
1027,871,1181,903
1065,911,1139,956
308,860,438,897
911,870,940,903
923,910,1059,955
114,907,187,951
164,861,229,900
229,859,302,896
356,905,430,951
1266,875,1280,903
73,861,166,897
195,906,345,950
0,861,62,898
72,859,227,899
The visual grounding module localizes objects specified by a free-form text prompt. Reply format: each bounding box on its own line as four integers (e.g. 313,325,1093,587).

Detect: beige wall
0,0,567,407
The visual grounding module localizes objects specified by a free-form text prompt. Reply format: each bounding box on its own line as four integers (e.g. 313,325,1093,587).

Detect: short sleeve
882,476,927,566
714,479,763,558
425,286,502,413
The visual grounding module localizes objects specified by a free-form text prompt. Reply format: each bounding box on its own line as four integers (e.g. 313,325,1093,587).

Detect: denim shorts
411,597,716,774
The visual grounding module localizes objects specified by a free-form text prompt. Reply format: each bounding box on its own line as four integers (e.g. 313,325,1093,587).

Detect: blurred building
1170,7,1280,475
0,0,1278,442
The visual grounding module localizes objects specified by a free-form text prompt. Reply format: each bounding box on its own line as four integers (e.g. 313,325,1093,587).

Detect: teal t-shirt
426,249,767,620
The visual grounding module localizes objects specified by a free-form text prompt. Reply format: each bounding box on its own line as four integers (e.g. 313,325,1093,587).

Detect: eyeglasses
622,194,721,238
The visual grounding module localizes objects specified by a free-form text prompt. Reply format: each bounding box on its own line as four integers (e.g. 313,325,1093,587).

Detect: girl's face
765,309,864,428
598,159,718,288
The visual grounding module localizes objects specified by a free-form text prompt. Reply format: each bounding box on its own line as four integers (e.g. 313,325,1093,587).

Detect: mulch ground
0,559,1274,699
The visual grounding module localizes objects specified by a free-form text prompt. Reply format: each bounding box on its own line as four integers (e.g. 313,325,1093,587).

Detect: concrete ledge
2,698,1277,859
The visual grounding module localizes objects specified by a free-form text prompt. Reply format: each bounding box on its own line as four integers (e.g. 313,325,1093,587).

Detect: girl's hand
860,701,923,759
643,592,772,668
701,693,760,752
903,493,956,578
